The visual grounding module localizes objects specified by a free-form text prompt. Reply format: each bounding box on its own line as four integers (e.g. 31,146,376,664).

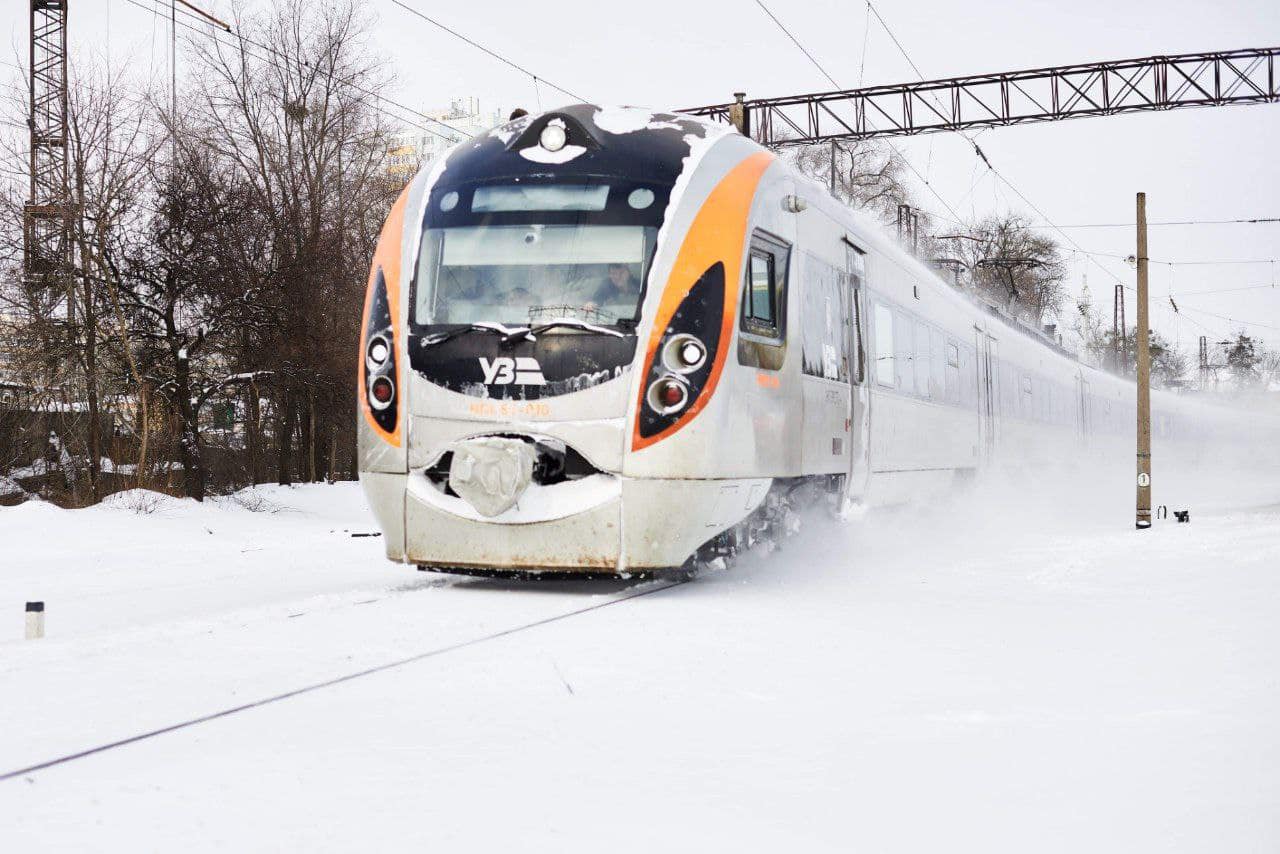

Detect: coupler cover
447,437,537,517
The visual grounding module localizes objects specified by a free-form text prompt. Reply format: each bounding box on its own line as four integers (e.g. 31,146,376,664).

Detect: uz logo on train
479,356,546,386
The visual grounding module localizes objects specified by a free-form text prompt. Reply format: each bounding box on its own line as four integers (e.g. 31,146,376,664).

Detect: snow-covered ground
1,475,1278,852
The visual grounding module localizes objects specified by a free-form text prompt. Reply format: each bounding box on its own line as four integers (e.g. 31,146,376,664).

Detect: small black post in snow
25,602,44,640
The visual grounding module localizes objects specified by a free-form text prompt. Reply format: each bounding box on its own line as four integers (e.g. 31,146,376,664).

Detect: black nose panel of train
408,333,637,400
433,104,708,196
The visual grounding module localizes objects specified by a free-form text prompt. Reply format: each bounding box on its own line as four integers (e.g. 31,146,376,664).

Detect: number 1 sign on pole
1135,192,1152,530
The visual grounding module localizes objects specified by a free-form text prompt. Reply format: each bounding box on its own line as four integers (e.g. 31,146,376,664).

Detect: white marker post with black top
25,602,44,640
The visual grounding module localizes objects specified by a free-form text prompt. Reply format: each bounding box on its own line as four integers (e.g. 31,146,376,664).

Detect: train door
974,327,998,460
844,239,871,501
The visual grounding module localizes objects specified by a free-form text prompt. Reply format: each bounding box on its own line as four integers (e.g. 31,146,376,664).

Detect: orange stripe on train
631,150,774,452
359,184,412,447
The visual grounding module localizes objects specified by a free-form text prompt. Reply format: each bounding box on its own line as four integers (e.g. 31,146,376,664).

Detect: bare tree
188,0,398,485
954,213,1067,324
1225,332,1261,388
103,141,268,501
790,139,913,223
1259,346,1280,389
0,57,158,503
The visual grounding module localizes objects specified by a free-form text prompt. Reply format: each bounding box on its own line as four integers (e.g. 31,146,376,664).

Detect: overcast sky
5,0,1279,350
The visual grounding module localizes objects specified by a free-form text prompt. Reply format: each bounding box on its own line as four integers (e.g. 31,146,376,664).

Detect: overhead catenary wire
1023,217,1280,228
752,0,1130,299
860,1,1140,296
1177,305,1280,333
124,0,470,144
749,0,1130,295
857,1,872,86
0,3,459,210
1081,246,1280,266
1175,283,1279,297
754,3,1280,349
750,0,968,229
389,0,587,104
753,0,840,89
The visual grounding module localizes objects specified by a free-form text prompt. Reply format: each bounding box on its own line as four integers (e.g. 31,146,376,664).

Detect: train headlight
662,334,707,374
539,122,568,152
646,376,689,415
370,376,395,409
366,335,390,369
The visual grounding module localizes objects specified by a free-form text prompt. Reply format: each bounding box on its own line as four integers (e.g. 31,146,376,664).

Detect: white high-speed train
357,104,1266,575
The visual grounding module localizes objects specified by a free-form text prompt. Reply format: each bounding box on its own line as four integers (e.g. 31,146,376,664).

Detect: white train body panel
356,104,1278,574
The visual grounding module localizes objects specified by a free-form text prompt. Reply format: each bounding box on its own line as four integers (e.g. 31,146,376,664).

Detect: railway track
0,577,688,783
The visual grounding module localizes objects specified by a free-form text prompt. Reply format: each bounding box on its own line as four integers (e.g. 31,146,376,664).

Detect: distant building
387,97,505,180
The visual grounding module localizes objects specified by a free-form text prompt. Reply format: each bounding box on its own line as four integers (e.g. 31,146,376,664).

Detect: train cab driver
583,263,640,314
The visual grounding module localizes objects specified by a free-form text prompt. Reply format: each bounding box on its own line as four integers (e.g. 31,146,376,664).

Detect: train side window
944,341,960,404
747,253,775,322
740,232,789,341
874,303,895,387
894,311,913,391
914,321,930,397
929,327,945,401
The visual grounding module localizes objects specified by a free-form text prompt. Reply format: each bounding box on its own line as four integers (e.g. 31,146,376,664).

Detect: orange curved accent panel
359,184,413,447
631,150,774,451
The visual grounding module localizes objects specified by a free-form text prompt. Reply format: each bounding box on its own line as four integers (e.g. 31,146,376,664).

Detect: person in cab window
503,286,532,308
583,263,640,314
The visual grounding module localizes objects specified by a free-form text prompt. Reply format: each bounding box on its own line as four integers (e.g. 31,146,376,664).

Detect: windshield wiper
421,322,532,348
500,318,628,347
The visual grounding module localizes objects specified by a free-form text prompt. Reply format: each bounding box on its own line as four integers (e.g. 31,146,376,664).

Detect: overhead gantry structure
680,47,1280,145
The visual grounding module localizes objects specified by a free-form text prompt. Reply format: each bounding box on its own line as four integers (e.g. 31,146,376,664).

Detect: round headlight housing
539,122,568,152
662,334,707,374
369,376,395,410
366,335,390,370
646,375,689,415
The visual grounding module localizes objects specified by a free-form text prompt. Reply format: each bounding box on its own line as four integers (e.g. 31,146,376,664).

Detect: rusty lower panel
404,490,621,571
415,564,652,580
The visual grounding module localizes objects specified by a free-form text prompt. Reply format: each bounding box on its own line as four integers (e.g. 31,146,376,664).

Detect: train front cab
358,108,832,574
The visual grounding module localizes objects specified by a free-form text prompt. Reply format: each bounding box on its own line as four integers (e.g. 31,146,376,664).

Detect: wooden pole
1135,192,1152,530
728,92,748,135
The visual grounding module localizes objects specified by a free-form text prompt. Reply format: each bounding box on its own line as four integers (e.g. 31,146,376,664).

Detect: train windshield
415,223,655,328
412,181,665,330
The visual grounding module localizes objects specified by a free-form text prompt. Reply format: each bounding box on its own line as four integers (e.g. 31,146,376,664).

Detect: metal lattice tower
24,0,72,314
1113,284,1127,373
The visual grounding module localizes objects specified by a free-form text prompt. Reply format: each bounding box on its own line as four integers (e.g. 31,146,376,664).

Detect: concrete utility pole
1135,192,1152,530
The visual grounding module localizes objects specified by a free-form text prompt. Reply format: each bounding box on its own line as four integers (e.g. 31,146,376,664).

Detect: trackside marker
25,602,44,640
